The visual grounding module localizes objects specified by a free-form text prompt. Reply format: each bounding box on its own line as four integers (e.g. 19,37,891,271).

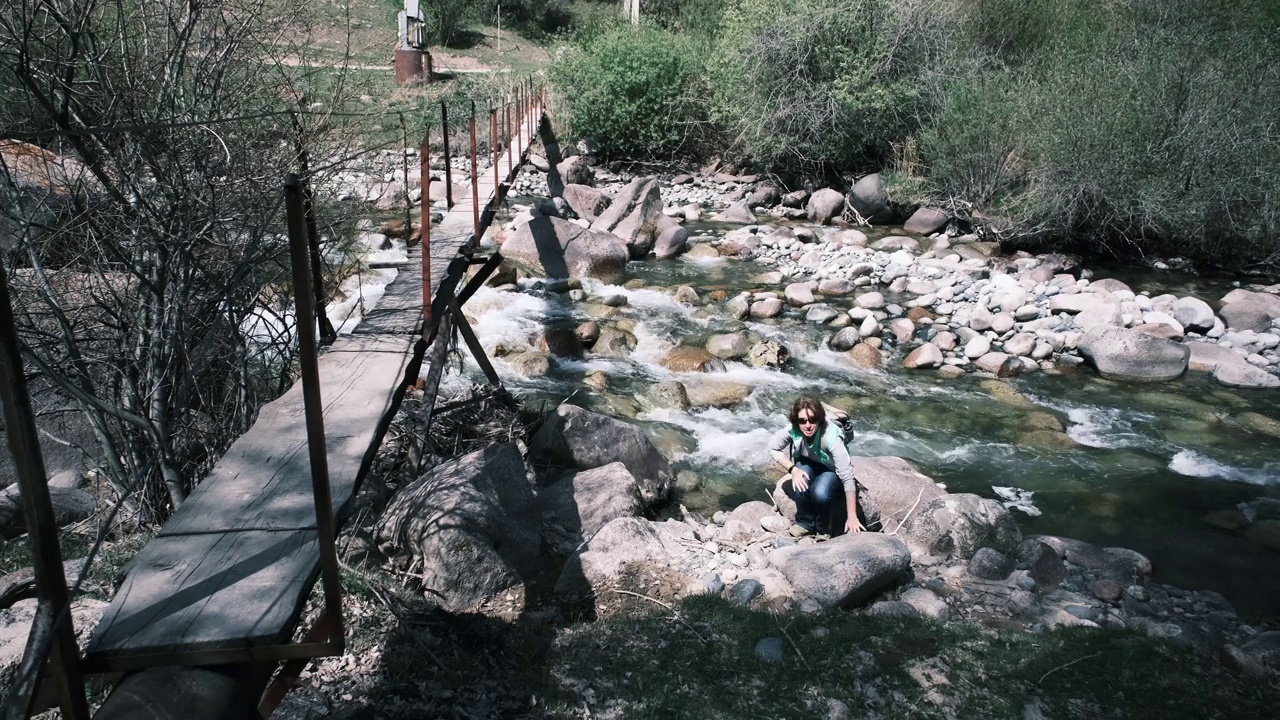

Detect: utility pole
621,0,639,25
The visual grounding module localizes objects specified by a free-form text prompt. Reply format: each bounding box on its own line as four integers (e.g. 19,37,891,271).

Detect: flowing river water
409,216,1280,621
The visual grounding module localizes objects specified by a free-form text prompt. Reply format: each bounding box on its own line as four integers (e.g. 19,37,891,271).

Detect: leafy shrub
708,0,957,170
548,22,706,158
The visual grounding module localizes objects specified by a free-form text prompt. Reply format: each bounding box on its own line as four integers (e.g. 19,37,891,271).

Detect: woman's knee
809,473,840,503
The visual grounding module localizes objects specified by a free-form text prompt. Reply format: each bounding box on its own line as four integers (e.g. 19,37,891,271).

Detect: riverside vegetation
549,0,1280,272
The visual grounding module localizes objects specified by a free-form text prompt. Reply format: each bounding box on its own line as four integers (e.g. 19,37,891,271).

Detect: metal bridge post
441,101,453,208
469,102,480,244
420,135,432,326
490,107,500,199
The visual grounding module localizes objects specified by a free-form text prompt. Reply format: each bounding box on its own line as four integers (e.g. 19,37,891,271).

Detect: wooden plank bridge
79,98,544,676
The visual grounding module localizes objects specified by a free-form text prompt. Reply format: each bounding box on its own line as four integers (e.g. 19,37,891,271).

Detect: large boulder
1219,289,1280,332
562,183,611,222
1213,361,1280,389
806,189,845,225
851,457,946,534
501,216,628,283
768,533,910,608
528,404,674,505
1077,326,1190,382
847,173,893,224
0,485,95,539
653,215,689,259
591,177,663,258
376,443,541,612
903,208,948,235
1172,297,1215,334
556,155,595,186
706,331,752,360
538,462,644,540
899,493,1022,559
556,517,694,597
710,201,757,224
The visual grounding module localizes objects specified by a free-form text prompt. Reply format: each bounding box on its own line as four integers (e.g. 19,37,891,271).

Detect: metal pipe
441,101,453,208
505,98,513,168
290,111,336,344
490,107,499,200
420,135,432,327
282,175,345,657
0,262,90,720
469,101,480,244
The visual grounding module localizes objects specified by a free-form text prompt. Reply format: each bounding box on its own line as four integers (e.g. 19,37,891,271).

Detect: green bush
548,22,706,158
709,0,957,169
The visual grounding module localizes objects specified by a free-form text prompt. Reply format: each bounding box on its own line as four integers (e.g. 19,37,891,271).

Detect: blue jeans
782,459,847,534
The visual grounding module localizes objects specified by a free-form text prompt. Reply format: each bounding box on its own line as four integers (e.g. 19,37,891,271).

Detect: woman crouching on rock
768,396,863,538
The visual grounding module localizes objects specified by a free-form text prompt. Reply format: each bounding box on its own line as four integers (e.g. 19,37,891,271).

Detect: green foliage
926,0,1280,264
548,22,706,158
709,0,957,169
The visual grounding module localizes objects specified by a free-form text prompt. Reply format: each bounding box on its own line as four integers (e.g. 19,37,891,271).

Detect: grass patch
540,595,1279,719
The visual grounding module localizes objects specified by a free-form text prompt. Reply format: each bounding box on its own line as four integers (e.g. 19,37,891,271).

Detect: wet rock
1077,326,1189,382
848,343,882,369
574,321,600,346
829,327,862,352
785,283,816,306
661,346,727,373
1213,361,1280,388
975,352,1023,377
650,381,690,410
750,297,785,318
508,351,553,377
674,285,700,305
806,304,840,324
654,215,690,259
769,533,911,608
902,343,943,369
529,404,674,505
537,328,585,358
594,328,637,358
749,341,790,367
685,379,754,408
967,547,1015,580
856,292,886,310
706,331,752,359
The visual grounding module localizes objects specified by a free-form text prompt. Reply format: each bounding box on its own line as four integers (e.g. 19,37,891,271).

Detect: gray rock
0,485,94,539
903,208,948,235
704,572,725,595
750,297,785,318
561,183,611,222
807,188,845,225
377,443,540,612
748,184,782,207
728,294,751,320
851,456,946,534
592,177,663,258
539,463,644,540
650,381,690,410
1219,289,1280,332
900,493,1022,559
557,155,594,186
529,403,674,505
706,331,752,359
654,214,689,259
502,216,628,283
1077,326,1190,382
768,533,910,608
1213,361,1280,388
900,587,950,620
556,517,693,597
967,547,1015,580
730,579,765,606
1017,539,1065,589
1240,631,1280,669
1172,297,1215,333
727,501,776,530
902,343,944,369
785,282,816,306
754,636,786,663
1008,589,1038,616
806,304,840,324
829,327,863,351
867,600,919,618
848,174,892,224
749,340,790,367
711,201,757,224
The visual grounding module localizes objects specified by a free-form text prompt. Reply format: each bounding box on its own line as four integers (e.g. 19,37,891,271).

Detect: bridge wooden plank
159,333,414,536
84,110,542,668
85,529,318,661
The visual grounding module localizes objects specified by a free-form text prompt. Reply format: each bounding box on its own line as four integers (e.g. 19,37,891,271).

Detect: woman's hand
845,516,865,534
790,466,810,493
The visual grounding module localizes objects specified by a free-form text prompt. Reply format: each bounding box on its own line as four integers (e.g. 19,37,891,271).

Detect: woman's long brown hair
788,396,825,429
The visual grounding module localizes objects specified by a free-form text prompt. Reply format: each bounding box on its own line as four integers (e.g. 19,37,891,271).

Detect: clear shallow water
443,249,1280,619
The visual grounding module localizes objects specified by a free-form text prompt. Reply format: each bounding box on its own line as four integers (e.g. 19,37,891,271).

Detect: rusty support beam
449,298,502,390
441,101,453,208
283,175,345,662
469,102,481,245
421,134,433,329
290,112,337,344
